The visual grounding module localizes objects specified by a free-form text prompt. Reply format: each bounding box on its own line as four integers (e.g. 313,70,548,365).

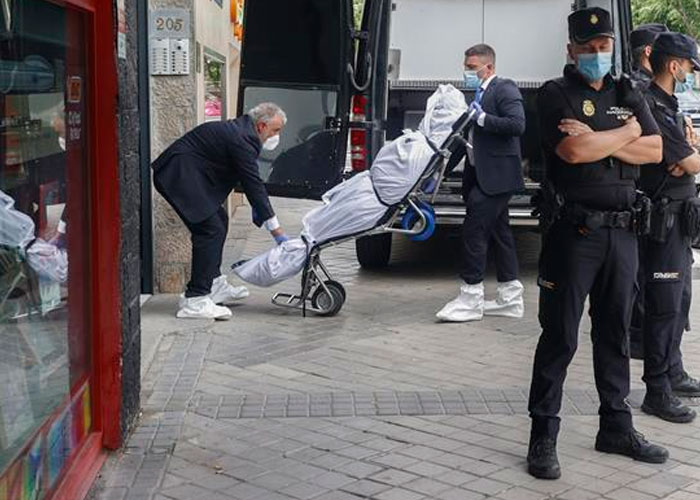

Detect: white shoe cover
177,296,232,320
436,282,484,322
483,280,524,318
210,274,249,304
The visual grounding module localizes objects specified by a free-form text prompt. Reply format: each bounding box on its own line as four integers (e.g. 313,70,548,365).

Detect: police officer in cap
630,23,669,89
638,32,700,424
526,7,668,480
628,23,670,359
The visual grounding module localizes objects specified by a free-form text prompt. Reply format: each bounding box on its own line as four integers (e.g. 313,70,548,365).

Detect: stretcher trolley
271,110,474,317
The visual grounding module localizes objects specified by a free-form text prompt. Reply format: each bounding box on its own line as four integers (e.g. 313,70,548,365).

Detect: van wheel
356,233,392,269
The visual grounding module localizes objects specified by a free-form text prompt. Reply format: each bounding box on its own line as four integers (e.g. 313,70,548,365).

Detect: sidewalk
90,198,700,500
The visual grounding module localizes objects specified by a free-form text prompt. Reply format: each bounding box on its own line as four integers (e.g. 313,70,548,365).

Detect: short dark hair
465,44,496,64
631,45,647,68
650,49,682,76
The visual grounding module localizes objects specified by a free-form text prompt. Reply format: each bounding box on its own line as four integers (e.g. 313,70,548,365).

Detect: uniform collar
563,64,615,91
649,81,679,111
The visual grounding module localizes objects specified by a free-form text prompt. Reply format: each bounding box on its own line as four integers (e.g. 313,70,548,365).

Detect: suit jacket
466,76,526,196
152,115,275,225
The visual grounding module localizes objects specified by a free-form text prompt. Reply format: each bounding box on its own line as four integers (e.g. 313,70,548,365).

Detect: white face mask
262,134,280,151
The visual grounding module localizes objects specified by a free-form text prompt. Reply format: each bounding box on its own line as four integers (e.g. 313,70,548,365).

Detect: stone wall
150,0,197,293
116,0,143,440
150,0,244,293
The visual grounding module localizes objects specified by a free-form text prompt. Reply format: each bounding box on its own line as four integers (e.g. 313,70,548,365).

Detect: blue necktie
474,86,484,104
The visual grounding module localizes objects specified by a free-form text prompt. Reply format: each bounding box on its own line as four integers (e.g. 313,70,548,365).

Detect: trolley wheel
324,280,346,301
311,281,345,317
401,201,436,241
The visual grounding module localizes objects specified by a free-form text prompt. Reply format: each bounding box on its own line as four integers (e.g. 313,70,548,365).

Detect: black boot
672,372,700,397
595,428,669,464
527,436,560,480
642,392,696,423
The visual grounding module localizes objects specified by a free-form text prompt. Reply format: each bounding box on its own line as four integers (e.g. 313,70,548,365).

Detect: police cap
568,7,615,44
653,32,700,70
630,23,668,49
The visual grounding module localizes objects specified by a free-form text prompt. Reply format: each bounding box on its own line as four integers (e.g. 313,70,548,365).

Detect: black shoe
630,341,644,360
672,372,700,397
595,428,669,464
527,436,561,480
642,392,696,423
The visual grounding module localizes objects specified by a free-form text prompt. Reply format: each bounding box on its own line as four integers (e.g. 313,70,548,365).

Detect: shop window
204,52,225,121
0,0,91,497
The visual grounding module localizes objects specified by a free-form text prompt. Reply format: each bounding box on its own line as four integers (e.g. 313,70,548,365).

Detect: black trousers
460,167,519,284
183,207,229,297
642,220,692,394
529,220,636,438
630,244,691,358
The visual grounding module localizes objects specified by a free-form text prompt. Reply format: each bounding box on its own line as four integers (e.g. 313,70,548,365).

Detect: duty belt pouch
682,197,700,240
649,199,675,243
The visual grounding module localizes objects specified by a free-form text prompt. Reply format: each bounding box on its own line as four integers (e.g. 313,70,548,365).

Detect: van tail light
350,95,368,172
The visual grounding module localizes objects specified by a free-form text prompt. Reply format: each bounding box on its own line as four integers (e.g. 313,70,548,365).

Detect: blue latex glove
469,101,483,117
273,233,289,245
422,176,438,194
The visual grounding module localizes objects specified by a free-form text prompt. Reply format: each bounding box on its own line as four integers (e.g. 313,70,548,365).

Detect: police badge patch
582,99,596,117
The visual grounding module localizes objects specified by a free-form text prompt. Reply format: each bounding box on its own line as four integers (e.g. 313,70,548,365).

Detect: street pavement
90,198,700,500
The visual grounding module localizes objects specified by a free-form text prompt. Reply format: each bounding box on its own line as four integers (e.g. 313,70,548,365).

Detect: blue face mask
675,70,695,94
463,67,485,89
576,52,613,82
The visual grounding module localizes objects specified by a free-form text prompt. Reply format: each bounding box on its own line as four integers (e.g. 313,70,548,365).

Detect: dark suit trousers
460,166,519,284
184,207,229,297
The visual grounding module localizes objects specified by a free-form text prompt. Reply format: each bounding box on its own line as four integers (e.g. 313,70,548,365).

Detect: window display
0,1,91,497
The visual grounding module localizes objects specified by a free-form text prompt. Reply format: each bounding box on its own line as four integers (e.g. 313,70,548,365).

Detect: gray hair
247,102,287,125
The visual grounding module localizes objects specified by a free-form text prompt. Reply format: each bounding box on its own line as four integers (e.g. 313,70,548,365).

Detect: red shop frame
47,0,122,498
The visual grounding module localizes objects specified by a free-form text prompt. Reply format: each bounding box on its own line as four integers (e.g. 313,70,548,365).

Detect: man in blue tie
437,44,526,322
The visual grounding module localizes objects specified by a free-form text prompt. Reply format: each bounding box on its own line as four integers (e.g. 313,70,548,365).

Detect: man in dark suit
437,44,526,322
153,102,288,320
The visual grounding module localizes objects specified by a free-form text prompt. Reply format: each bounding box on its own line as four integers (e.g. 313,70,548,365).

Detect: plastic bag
0,190,35,250
26,239,68,283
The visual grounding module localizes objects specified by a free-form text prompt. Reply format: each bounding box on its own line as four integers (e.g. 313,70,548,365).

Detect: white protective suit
233,85,468,287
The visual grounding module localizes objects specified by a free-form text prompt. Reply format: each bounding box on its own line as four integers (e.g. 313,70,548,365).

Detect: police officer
631,23,669,89
638,32,700,424
628,23,669,359
526,8,668,480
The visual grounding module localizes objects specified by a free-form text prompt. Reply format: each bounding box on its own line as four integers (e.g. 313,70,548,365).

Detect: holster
681,197,700,240
632,192,651,237
649,198,682,243
532,181,564,234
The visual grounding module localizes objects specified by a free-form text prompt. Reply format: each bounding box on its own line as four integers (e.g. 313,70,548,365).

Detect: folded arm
611,135,663,165
555,120,640,164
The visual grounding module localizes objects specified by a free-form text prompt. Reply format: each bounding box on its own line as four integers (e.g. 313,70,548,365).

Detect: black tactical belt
564,204,633,230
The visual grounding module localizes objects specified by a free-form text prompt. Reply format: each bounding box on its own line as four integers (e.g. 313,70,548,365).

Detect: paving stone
403,476,453,496
340,478,392,497
374,487,426,500
311,471,356,490
278,481,329,499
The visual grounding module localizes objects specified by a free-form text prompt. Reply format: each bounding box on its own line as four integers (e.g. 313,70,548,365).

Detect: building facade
149,0,245,293
0,0,142,498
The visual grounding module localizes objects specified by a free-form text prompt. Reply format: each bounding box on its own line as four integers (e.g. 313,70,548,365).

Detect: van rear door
238,0,355,199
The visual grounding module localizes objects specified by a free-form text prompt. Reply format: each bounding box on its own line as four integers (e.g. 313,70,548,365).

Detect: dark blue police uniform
638,32,700,422
528,65,661,439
